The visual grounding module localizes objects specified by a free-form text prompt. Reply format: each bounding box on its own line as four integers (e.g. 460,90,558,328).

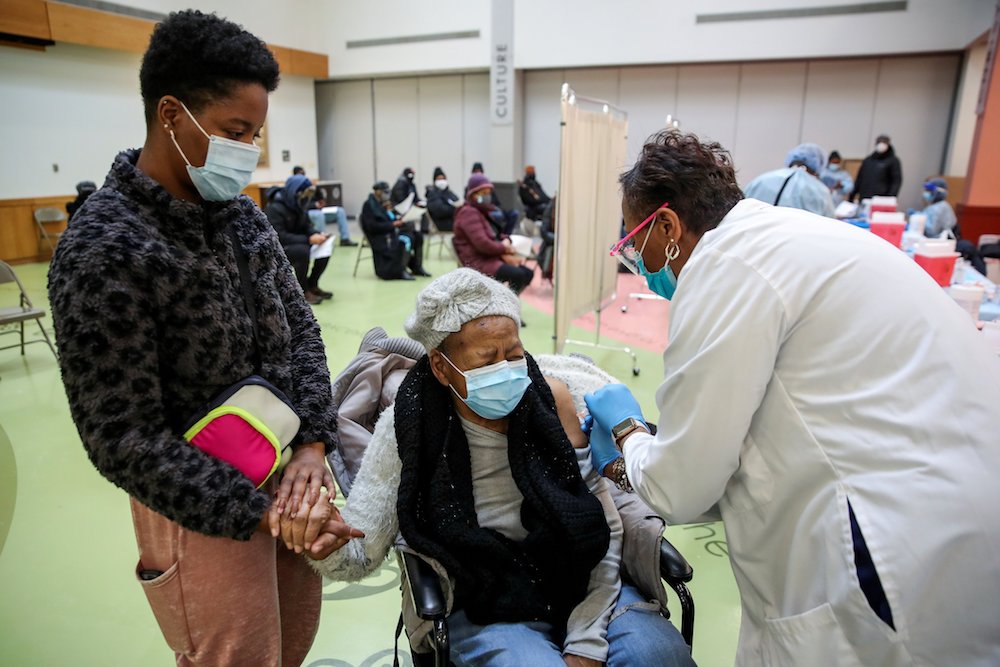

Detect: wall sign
491,0,514,126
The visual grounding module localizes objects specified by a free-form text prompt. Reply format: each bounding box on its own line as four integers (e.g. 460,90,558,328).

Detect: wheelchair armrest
402,551,448,621
659,537,693,584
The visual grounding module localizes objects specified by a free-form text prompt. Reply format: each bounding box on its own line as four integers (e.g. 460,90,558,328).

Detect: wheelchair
327,328,695,667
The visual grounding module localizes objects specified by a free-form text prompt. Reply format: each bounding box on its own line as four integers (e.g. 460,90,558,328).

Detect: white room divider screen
554,86,633,373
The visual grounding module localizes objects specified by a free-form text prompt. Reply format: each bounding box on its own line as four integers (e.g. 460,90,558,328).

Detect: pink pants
130,498,322,666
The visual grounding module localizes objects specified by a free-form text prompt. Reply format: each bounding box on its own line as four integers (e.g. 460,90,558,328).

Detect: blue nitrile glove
584,384,646,435
582,415,621,476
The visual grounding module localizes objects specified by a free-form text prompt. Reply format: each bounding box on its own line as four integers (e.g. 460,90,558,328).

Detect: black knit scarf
395,353,610,630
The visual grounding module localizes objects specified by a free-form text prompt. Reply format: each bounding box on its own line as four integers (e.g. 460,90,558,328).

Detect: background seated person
66,180,97,221
425,166,460,232
454,174,534,295
538,195,557,281
391,166,428,231
308,269,694,667
518,165,551,221
264,174,332,304
308,192,357,247
744,143,835,218
470,162,520,235
360,181,429,281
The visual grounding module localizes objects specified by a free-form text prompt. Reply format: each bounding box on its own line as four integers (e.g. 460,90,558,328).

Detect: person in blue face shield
309,268,694,667
47,11,345,664
918,177,988,274
586,129,1000,666
918,177,956,238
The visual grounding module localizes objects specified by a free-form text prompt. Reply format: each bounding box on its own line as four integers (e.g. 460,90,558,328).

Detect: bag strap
773,171,797,206
227,225,263,373
393,613,405,667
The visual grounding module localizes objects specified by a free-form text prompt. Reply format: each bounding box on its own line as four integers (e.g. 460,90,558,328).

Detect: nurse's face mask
610,201,679,300
441,352,531,420
168,101,261,201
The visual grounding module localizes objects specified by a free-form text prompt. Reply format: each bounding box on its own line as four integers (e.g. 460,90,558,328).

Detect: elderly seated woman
307,269,694,667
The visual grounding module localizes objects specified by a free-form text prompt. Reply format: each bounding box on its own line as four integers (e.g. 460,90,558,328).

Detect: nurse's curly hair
139,10,280,124
620,130,743,235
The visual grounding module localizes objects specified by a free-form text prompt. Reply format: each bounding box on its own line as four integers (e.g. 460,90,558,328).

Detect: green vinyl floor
0,239,741,666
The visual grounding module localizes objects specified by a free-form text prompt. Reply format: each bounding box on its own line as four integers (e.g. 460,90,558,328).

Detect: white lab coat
625,198,1000,666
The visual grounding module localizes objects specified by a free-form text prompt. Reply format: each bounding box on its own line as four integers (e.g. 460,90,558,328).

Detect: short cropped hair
620,130,743,236
139,10,280,124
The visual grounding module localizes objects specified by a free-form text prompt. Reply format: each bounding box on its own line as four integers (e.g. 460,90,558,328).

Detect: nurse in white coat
584,130,1000,666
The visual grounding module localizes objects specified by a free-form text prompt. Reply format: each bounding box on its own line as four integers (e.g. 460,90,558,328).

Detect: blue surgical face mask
828,163,841,172
442,353,531,420
169,101,260,201
922,190,935,203
637,254,678,300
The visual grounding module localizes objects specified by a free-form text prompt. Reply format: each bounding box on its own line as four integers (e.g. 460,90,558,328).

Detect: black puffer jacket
425,184,459,231
48,149,336,540
264,176,313,247
851,147,902,201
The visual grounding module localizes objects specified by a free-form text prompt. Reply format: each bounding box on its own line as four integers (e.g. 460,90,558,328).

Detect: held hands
502,253,525,266
309,233,328,245
564,654,604,667
305,506,365,560
272,442,335,522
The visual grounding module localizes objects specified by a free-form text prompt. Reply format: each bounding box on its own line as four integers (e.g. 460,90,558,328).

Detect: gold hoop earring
665,239,680,261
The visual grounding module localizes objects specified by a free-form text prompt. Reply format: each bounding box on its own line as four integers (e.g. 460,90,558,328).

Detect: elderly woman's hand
277,488,334,553
305,508,366,560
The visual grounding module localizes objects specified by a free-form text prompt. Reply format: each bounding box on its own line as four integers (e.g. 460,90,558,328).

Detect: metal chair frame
33,207,67,255
0,260,58,359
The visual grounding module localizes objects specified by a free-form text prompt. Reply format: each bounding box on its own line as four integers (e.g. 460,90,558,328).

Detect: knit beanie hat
433,166,446,180
405,268,521,352
466,173,493,197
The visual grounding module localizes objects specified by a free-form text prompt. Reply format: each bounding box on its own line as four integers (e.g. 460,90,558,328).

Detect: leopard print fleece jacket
48,149,337,540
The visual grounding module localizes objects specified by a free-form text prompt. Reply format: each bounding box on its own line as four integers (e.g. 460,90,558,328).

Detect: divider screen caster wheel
632,367,640,377
620,305,628,313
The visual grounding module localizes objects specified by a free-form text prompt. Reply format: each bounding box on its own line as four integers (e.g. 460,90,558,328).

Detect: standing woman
48,11,340,666
584,130,1000,665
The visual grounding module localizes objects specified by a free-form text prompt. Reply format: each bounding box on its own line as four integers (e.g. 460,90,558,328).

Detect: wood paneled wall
0,1,329,77
0,195,73,264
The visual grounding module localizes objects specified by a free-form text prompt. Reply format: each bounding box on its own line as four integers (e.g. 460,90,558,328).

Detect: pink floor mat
520,270,671,353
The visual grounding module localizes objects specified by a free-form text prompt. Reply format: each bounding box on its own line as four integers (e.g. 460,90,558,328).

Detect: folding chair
423,216,455,262
353,207,375,277
34,207,67,255
0,260,58,359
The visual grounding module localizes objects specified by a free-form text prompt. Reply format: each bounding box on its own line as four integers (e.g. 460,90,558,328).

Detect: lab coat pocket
720,434,773,513
763,602,859,666
135,560,195,654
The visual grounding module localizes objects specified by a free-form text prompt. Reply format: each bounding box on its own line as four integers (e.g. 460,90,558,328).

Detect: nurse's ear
656,207,684,244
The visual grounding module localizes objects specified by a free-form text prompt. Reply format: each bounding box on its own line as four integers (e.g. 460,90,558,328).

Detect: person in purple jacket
453,173,534,294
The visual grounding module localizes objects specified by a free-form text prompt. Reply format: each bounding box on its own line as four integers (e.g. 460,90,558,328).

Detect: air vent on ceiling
696,1,907,24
